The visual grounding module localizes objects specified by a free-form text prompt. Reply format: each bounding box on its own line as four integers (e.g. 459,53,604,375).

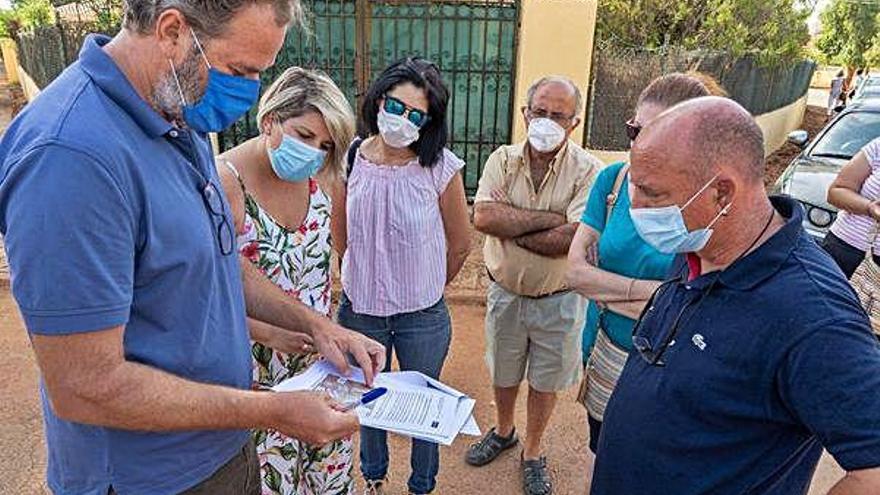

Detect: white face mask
377,109,420,148
527,118,567,153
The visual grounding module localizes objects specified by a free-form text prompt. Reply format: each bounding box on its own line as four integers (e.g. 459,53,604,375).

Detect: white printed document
273,360,481,445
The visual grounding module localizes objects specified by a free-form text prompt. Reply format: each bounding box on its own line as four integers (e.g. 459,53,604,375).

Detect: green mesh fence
585,43,817,151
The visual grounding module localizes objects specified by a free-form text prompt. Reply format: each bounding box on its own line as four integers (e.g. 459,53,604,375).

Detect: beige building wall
511,0,598,145
755,95,807,157
17,65,41,102
1,39,19,85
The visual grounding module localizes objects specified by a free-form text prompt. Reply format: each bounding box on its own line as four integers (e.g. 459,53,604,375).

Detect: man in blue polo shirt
591,97,880,494
0,0,384,493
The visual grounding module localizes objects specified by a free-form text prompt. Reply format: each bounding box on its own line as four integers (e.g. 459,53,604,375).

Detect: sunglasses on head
625,119,642,141
383,95,430,128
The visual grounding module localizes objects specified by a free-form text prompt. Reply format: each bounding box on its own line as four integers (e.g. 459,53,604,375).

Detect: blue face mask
268,133,327,182
630,175,731,254
171,29,260,133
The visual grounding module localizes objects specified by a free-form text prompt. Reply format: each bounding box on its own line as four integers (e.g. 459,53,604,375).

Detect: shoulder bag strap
604,164,630,225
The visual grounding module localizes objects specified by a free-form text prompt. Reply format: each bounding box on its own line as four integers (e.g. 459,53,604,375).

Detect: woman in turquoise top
566,72,727,454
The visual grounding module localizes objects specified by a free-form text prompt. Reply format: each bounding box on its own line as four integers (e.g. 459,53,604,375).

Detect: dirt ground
0,291,593,495
0,289,844,495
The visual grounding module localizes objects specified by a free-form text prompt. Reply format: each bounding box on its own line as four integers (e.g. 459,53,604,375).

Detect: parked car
851,75,880,103
773,101,880,240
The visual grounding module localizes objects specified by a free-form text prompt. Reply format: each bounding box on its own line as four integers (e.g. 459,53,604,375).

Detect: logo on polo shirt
692,334,707,351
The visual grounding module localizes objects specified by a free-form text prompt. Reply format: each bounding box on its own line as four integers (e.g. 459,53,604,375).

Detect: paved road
809,87,830,109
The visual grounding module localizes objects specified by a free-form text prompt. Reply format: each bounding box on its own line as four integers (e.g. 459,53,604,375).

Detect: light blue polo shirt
0,35,251,494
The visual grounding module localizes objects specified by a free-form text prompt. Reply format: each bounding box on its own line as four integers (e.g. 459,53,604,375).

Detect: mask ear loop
189,27,212,70
681,173,721,210
706,202,733,229
168,59,188,106
266,118,285,151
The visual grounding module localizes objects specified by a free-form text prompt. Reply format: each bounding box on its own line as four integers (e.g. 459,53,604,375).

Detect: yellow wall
754,95,807,158
511,0,598,144
0,38,19,85
17,64,41,102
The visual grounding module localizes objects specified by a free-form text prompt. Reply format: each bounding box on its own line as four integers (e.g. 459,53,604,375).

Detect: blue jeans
337,293,452,494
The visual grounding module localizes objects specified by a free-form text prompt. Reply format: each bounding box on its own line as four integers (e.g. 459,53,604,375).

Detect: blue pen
343,387,387,412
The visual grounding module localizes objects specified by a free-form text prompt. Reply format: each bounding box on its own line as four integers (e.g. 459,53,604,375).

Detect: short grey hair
123,0,306,38
526,75,582,112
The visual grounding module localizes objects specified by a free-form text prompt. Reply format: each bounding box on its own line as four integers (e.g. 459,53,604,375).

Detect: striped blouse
341,146,465,317
830,137,880,252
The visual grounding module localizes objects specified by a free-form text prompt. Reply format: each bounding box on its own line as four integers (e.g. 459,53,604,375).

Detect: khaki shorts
485,282,586,392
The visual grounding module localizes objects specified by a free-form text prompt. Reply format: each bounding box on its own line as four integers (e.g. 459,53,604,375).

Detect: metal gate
218,0,521,195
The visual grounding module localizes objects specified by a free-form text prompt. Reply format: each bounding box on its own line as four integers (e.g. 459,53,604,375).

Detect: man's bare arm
473,202,567,239
240,259,384,384
828,468,880,495
513,223,578,257
32,327,357,446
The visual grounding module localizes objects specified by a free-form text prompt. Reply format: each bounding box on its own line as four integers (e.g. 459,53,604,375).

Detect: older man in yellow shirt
467,75,601,495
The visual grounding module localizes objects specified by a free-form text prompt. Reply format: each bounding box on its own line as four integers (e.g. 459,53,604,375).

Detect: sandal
522,456,553,495
363,477,388,495
465,427,519,466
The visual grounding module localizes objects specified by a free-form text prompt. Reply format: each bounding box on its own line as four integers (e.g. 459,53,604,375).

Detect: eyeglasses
625,119,642,141
631,275,719,366
526,107,576,127
174,132,235,256
201,181,235,256
383,95,430,127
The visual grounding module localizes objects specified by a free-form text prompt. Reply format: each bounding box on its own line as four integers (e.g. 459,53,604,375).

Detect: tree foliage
79,0,123,33
0,9,22,38
816,0,880,70
0,0,54,38
597,0,811,66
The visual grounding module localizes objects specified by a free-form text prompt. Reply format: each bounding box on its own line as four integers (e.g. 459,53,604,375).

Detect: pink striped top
341,146,465,317
830,137,880,251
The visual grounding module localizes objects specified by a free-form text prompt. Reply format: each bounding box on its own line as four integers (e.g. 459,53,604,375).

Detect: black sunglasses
383,95,430,128
631,275,720,366
625,119,642,141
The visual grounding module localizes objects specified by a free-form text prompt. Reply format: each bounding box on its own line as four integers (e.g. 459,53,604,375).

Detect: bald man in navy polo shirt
591,97,880,495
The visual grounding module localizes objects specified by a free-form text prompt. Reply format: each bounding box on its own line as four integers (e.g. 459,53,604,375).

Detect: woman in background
824,137,880,279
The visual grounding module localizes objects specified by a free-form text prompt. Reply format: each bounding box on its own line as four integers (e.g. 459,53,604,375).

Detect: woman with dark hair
335,57,471,495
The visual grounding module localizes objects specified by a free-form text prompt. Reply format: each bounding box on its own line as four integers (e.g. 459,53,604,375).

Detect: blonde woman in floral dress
218,67,356,495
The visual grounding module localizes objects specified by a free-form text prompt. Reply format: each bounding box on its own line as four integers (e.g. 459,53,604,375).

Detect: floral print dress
225,161,354,495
